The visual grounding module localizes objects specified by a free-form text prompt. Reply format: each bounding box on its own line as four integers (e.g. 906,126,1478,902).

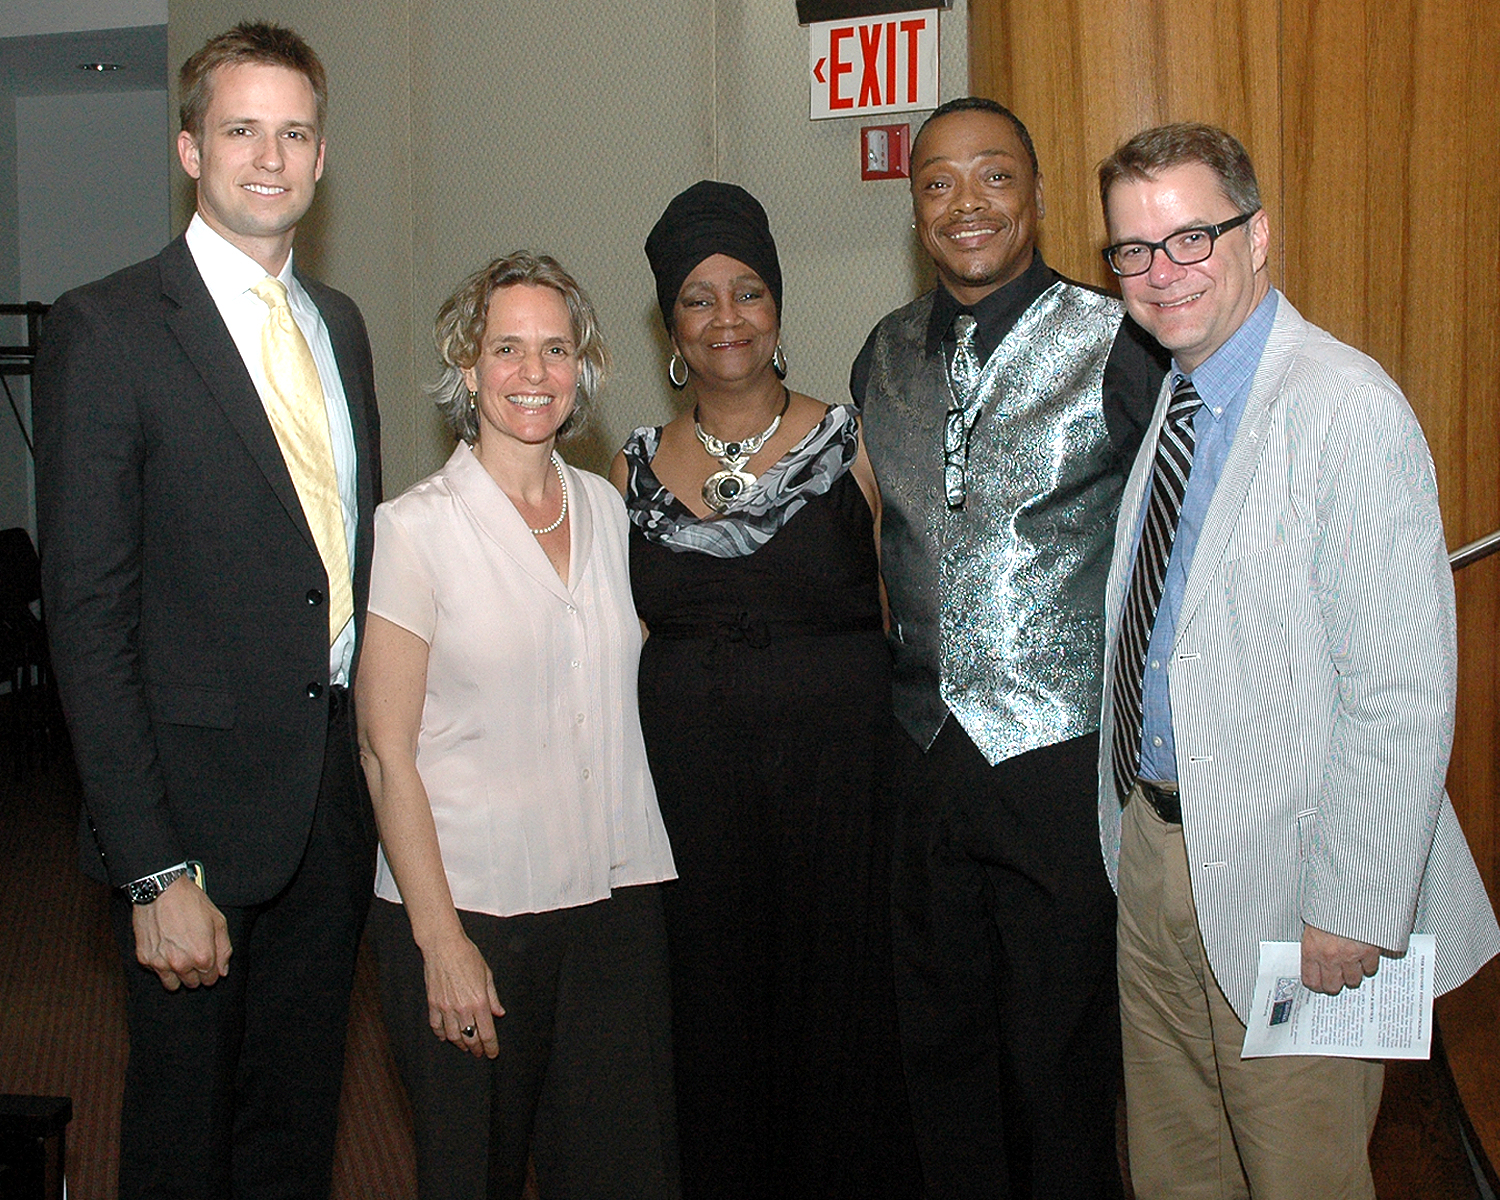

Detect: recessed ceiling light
77,62,123,72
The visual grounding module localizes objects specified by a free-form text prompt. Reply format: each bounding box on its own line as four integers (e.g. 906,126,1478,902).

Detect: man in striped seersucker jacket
1095,121,1500,1199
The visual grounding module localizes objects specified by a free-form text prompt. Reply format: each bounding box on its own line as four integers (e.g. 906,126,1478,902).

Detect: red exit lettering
820,15,928,112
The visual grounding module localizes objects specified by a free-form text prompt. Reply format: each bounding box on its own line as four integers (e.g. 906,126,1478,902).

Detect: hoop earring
772,344,788,380
668,352,689,389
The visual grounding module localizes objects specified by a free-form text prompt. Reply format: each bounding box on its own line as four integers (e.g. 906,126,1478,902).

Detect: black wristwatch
125,864,192,905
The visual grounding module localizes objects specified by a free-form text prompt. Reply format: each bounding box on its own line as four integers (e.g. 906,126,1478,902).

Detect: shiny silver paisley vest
863,281,1126,765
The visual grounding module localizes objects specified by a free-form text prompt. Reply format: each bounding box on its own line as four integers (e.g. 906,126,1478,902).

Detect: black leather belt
1136,779,1181,825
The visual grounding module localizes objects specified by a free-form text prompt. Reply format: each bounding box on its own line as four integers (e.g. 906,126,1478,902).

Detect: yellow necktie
250,277,353,644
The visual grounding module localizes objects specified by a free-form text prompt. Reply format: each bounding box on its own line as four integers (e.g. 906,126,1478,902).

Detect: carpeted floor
0,754,416,1200
0,749,1487,1199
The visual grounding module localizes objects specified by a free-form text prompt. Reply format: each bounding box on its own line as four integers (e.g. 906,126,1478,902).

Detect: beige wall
170,0,968,488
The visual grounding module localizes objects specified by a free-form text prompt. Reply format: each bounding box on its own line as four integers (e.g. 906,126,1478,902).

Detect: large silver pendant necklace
694,387,790,513
528,452,569,536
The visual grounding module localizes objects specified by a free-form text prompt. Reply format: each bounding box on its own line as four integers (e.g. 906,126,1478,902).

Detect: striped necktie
250,277,353,645
943,313,983,508
1110,376,1203,802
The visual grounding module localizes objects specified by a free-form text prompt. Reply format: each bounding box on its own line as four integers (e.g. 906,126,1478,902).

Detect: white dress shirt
184,214,359,684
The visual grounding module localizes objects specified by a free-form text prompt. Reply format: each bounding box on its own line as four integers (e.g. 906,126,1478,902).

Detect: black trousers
370,885,679,1200
889,723,1122,1200
110,693,377,1200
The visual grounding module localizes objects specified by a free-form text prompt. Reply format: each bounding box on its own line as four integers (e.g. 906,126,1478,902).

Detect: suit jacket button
307,681,324,699
307,588,324,606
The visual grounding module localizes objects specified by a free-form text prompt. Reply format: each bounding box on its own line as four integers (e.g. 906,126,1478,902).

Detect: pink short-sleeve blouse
368,442,675,918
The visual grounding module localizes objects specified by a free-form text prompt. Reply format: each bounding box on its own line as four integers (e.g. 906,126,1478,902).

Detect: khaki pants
1117,791,1384,1200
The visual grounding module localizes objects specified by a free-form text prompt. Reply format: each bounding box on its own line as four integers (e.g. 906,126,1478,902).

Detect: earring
668,352,689,389
464,389,479,443
772,344,788,380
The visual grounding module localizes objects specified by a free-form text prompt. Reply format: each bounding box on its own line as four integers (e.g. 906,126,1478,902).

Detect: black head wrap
645,180,783,329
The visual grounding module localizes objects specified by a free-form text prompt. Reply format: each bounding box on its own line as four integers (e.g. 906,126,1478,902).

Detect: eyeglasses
1101,211,1256,277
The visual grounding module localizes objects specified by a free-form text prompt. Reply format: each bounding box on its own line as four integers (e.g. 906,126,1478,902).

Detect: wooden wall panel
970,0,1280,290
1284,0,1500,898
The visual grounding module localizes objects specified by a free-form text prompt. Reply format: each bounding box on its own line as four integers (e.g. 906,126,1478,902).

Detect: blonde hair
430,252,609,445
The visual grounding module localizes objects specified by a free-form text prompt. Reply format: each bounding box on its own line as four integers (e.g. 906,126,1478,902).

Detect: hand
422,932,506,1059
132,874,232,991
1301,924,1382,995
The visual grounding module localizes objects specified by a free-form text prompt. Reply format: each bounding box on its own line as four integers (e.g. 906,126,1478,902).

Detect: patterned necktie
1110,376,1204,801
250,277,353,645
943,313,983,509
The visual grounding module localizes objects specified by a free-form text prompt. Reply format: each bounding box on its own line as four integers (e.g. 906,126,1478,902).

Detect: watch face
127,867,187,904
127,878,161,905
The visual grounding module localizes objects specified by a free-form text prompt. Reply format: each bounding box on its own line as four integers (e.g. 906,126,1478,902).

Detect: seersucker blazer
1096,292,1500,1020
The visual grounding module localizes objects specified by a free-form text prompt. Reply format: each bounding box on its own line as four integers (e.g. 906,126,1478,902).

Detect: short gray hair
1098,122,1262,217
429,251,609,445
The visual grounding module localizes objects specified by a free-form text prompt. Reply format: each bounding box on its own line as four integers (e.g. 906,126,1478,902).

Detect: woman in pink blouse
356,252,679,1200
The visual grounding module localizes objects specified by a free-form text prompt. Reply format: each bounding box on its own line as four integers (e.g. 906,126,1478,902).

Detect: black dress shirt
849,250,1168,461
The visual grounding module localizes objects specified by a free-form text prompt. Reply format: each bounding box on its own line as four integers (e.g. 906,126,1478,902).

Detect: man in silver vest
1097,121,1500,1199
852,97,1165,1199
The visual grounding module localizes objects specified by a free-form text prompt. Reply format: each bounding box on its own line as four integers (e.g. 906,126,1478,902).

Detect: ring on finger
461,1024,477,1038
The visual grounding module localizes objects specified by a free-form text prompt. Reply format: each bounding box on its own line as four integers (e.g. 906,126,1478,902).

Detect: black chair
0,528,63,776
0,1095,71,1200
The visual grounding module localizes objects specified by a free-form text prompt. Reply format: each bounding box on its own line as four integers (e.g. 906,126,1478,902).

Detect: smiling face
1105,161,1270,374
462,284,579,457
910,109,1043,305
176,62,324,275
671,253,780,389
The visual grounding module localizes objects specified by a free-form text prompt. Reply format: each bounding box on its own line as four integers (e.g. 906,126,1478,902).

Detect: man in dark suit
33,22,381,1200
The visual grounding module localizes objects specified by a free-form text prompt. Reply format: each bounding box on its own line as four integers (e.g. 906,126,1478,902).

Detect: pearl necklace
694,388,790,513
528,453,568,536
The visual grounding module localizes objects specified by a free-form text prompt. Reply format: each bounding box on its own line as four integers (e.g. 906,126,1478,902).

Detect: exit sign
809,9,939,120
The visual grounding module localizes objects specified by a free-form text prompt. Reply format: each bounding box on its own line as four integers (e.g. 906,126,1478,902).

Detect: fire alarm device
861,123,910,180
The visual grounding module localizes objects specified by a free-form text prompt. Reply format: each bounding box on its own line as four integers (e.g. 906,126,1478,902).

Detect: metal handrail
0,302,46,459
1450,529,1500,572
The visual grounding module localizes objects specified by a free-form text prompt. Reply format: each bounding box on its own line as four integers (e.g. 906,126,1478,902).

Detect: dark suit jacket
33,234,382,906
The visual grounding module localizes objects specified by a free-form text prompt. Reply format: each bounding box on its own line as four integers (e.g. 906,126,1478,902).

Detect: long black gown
621,411,919,1200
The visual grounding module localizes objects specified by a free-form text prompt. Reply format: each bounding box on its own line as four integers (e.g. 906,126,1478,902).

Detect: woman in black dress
610,181,918,1199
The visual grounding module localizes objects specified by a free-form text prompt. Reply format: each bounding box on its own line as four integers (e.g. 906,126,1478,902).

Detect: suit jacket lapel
1175,294,1305,635
157,238,318,552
